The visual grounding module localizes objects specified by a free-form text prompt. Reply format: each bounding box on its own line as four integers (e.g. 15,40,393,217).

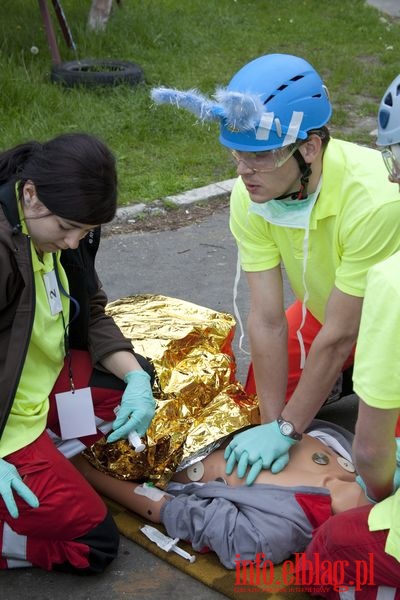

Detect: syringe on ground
140,525,196,563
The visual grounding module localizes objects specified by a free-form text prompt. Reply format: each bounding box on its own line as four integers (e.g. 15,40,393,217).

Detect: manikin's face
21,182,96,255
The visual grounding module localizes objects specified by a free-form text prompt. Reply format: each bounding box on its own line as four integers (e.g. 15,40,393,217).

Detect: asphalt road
1,1,398,597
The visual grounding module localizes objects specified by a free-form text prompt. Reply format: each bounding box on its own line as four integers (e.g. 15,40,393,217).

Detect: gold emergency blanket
84,294,258,487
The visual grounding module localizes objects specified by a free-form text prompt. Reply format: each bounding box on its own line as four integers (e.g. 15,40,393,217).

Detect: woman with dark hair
0,133,118,224
0,133,156,574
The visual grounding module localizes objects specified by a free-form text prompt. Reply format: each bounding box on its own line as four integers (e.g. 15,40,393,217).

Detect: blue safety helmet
219,54,332,151
376,74,400,147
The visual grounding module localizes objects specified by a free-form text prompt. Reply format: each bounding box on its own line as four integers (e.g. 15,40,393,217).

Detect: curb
113,178,236,224
366,0,400,18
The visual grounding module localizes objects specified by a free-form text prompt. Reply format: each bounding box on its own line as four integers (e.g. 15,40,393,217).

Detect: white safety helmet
376,74,400,146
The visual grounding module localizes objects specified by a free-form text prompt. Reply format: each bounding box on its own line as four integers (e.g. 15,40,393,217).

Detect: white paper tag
55,387,97,439
43,270,62,315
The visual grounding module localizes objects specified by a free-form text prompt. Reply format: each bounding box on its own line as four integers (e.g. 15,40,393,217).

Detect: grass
1,0,400,205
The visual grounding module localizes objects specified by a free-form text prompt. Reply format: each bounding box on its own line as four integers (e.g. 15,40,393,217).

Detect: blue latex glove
356,447,400,503
394,465,400,492
108,370,156,443
394,438,400,490
0,457,39,518
355,475,377,504
224,420,297,485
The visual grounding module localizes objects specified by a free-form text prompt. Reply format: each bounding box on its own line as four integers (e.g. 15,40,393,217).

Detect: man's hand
108,370,156,443
0,458,39,518
356,440,400,502
224,421,298,485
355,475,377,504
395,438,400,490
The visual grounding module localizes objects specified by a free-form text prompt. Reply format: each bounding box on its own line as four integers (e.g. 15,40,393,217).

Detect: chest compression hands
0,457,39,518
107,370,156,443
224,421,297,485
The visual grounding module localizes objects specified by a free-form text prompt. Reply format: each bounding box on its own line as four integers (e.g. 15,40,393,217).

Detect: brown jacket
0,180,133,439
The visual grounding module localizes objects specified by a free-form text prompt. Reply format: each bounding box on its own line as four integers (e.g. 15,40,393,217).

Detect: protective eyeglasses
230,143,299,173
381,145,400,180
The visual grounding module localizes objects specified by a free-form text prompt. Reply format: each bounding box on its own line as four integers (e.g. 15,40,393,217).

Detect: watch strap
277,416,303,441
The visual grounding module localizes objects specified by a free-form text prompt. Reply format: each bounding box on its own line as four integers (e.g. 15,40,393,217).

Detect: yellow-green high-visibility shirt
368,492,399,563
230,138,400,323
0,216,69,458
353,252,400,562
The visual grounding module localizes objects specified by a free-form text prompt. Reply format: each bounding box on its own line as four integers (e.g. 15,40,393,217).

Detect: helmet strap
275,148,312,201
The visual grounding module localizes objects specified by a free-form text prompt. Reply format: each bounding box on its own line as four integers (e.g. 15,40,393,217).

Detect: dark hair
0,132,117,224
306,125,331,149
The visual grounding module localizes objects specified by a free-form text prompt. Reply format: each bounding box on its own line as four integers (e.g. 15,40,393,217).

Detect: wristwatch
277,416,303,441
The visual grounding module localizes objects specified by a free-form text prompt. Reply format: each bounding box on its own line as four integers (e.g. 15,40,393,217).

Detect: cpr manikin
74,421,370,569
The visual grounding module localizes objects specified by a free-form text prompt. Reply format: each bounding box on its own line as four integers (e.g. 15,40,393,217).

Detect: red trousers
0,350,125,572
244,302,400,436
298,505,400,599
245,300,355,400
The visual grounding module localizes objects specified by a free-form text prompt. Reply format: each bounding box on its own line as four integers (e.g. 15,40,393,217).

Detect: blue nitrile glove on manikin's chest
224,420,298,486
107,370,156,443
0,457,40,518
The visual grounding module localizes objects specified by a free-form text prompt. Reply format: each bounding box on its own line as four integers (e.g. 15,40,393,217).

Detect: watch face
280,421,294,436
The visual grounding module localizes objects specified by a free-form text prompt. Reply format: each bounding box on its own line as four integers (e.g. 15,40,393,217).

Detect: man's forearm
354,408,399,502
357,455,396,502
248,315,288,423
282,332,355,432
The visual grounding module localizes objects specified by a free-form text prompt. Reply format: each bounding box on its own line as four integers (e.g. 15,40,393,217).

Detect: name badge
43,270,62,315
55,387,97,439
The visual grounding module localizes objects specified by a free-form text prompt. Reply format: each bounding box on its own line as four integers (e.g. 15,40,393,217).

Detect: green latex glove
0,457,39,518
108,370,156,443
224,420,297,485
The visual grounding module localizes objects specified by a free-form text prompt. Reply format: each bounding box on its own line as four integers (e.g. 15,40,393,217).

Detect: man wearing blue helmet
151,53,400,486
297,74,400,600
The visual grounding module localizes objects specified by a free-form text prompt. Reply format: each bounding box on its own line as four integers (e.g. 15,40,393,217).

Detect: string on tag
52,254,81,393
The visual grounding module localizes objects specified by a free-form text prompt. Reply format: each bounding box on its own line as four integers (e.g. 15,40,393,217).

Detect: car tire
50,59,144,88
